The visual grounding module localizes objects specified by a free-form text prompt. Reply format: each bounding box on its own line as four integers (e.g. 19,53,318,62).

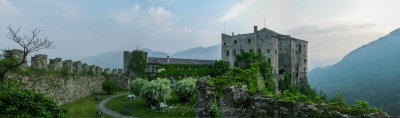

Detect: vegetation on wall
155,64,211,79
209,51,274,97
127,49,147,78
209,60,228,77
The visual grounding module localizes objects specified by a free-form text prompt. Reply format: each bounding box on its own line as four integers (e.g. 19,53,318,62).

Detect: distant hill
308,28,400,115
172,45,221,60
79,44,221,69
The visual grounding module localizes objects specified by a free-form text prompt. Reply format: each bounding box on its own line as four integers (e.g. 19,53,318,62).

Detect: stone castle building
221,26,308,85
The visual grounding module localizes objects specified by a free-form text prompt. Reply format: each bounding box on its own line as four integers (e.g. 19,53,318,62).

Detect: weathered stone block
31,54,47,69
49,58,62,71
89,65,96,74
95,66,102,74
82,63,89,73
73,61,82,73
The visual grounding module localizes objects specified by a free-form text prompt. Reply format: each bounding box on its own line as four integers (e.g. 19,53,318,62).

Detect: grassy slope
61,91,128,118
106,94,196,118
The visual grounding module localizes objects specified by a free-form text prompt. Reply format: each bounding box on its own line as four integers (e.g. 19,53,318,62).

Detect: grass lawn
106,93,196,118
61,91,128,118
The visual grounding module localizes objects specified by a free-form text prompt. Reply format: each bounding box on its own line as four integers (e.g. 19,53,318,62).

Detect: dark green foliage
102,80,119,94
210,60,228,77
128,50,147,78
156,64,211,79
0,81,68,117
209,51,274,98
61,67,72,76
278,73,291,92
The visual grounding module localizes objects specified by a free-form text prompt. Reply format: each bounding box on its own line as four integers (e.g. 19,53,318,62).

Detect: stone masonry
4,49,27,68
95,66,101,75
73,61,82,73
111,68,117,75
31,54,47,69
196,78,217,118
82,63,89,73
49,58,62,71
62,60,73,73
221,26,308,86
89,65,96,73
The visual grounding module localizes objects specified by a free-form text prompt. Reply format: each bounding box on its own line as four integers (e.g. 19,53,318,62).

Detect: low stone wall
195,82,392,118
7,74,106,105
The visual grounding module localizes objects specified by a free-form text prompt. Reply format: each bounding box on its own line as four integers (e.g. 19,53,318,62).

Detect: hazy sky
1,0,400,70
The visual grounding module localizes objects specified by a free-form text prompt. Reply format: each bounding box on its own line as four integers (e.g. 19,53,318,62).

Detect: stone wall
6,74,106,105
217,86,390,118
107,75,129,90
195,82,392,118
31,54,47,69
195,78,216,118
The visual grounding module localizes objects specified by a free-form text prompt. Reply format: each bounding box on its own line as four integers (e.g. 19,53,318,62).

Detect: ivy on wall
154,64,212,79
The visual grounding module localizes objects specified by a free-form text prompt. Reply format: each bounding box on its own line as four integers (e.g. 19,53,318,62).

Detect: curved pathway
95,93,137,118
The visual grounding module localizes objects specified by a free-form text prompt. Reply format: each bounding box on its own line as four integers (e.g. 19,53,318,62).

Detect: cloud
0,0,19,16
219,0,256,22
288,23,376,35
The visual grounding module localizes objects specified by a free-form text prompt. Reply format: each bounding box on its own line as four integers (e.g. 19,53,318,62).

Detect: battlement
2,52,124,75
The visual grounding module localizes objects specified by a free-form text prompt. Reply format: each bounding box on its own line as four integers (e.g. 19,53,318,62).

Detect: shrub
102,80,119,94
173,77,197,102
140,78,172,105
0,81,68,117
210,60,228,77
129,78,148,95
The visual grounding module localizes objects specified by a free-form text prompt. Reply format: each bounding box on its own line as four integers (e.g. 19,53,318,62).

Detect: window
267,49,270,53
234,40,237,44
226,50,229,56
268,58,271,64
248,39,251,44
233,50,236,55
192,73,196,77
224,42,226,46
151,66,155,73
304,59,307,63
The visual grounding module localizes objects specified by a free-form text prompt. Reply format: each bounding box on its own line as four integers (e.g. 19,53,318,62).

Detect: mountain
172,45,221,60
79,44,221,69
80,51,123,69
308,28,400,115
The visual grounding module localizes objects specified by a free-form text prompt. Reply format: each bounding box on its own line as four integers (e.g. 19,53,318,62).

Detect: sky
1,0,400,70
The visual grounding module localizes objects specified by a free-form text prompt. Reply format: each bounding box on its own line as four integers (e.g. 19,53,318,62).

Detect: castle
221,26,308,85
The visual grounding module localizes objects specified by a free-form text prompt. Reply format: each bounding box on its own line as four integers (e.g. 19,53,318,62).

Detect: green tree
210,60,229,77
129,78,148,95
0,81,68,117
102,80,119,94
127,49,147,78
173,77,197,102
140,78,172,105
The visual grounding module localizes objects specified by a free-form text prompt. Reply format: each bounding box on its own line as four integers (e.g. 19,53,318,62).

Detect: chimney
232,32,234,36
254,26,258,33
167,56,170,64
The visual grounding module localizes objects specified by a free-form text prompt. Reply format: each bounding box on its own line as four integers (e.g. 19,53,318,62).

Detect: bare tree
0,25,54,81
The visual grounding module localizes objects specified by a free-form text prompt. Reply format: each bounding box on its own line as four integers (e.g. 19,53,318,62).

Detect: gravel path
95,93,137,118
